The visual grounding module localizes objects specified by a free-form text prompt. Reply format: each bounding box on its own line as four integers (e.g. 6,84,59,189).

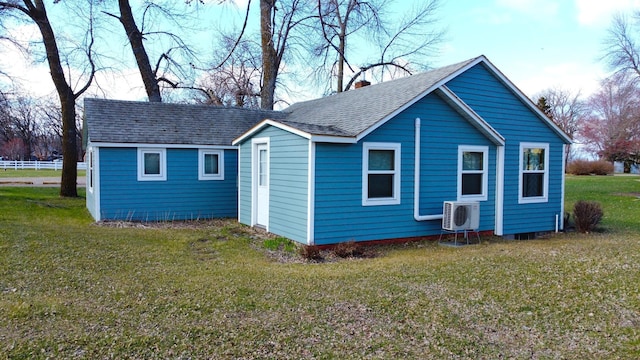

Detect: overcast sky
2,0,639,104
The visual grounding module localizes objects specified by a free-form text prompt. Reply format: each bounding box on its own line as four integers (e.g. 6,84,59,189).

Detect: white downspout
414,117,443,221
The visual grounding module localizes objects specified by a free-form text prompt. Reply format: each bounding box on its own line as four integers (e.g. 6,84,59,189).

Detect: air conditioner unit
442,201,480,231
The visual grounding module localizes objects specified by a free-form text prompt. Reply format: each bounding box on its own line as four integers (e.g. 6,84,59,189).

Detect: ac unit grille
442,201,480,231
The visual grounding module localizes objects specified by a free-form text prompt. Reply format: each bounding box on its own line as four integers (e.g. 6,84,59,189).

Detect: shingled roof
279,56,481,137
87,56,507,146
85,98,287,146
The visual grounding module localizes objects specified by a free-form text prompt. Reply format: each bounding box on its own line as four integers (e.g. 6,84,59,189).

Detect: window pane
144,153,160,175
368,174,393,198
204,153,219,174
523,173,544,197
462,173,482,195
259,149,267,186
523,148,545,170
462,152,483,170
369,150,394,170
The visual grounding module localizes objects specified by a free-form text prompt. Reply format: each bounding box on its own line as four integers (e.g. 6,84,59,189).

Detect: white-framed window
362,142,401,206
519,142,549,203
458,145,488,201
198,149,224,180
87,148,94,192
137,148,166,181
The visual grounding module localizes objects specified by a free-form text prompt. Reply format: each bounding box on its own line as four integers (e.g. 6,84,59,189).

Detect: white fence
0,160,87,171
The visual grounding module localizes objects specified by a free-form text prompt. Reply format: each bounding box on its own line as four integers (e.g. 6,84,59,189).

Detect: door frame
251,137,270,230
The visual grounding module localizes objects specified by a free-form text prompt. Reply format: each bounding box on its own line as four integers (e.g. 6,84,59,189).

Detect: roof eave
355,56,488,142
437,86,505,146
233,119,357,145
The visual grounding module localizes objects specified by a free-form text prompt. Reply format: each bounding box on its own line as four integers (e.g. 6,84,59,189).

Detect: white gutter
414,117,443,221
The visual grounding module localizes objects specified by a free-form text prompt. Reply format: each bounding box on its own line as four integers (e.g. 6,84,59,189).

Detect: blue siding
313,92,497,245
238,142,252,225
98,147,238,221
447,63,566,234
237,127,309,243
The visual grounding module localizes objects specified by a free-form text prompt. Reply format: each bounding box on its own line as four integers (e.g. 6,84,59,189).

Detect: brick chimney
354,80,371,88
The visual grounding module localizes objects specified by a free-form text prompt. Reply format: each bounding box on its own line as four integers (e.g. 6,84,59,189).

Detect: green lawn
0,176,639,359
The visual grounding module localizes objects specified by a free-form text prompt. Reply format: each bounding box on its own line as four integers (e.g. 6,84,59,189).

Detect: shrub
299,245,323,261
332,241,363,258
573,200,604,233
567,160,614,175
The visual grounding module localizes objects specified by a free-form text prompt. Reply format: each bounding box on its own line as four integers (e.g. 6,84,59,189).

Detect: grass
0,176,639,358
0,169,86,178
565,174,640,233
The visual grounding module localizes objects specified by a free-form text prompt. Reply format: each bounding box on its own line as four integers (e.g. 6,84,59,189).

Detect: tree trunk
260,0,277,110
118,0,162,102
30,0,78,197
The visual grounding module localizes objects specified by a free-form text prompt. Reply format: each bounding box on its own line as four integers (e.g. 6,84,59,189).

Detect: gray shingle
85,57,480,144
85,99,287,146
281,57,480,137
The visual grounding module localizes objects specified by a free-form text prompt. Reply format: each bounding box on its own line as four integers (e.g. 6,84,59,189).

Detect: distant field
0,169,86,178
0,176,638,359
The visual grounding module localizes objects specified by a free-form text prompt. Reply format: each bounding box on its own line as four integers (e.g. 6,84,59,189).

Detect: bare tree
0,0,97,197
108,0,162,102
314,0,442,93
259,0,312,109
197,36,262,108
103,0,208,102
603,13,640,80
535,87,585,164
581,72,640,171
6,96,41,160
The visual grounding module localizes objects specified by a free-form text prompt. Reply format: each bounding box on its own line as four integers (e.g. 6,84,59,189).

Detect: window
519,143,549,203
137,148,166,181
87,149,94,192
198,149,224,180
363,143,401,206
458,145,488,201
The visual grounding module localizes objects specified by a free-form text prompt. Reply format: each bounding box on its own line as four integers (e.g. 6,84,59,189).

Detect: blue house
85,55,571,245
84,100,286,221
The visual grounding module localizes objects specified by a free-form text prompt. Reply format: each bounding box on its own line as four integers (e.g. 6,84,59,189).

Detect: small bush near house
299,245,323,261
573,200,604,233
332,241,362,258
567,159,614,175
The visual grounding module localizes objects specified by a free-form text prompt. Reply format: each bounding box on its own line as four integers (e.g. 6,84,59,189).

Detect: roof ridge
84,97,286,115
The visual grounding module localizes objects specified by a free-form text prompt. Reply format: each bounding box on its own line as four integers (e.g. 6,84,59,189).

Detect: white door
254,143,269,228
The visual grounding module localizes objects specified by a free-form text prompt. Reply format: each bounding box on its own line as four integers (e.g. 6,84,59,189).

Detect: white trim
560,144,567,230
88,144,101,221
518,142,550,203
437,87,505,146
198,149,224,180
495,145,505,235
355,57,489,142
414,118,443,221
362,142,401,206
90,142,236,150
457,145,489,201
237,145,242,222
137,148,167,181
87,147,95,194
477,57,573,144
251,137,270,230
307,142,316,245
233,119,357,145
